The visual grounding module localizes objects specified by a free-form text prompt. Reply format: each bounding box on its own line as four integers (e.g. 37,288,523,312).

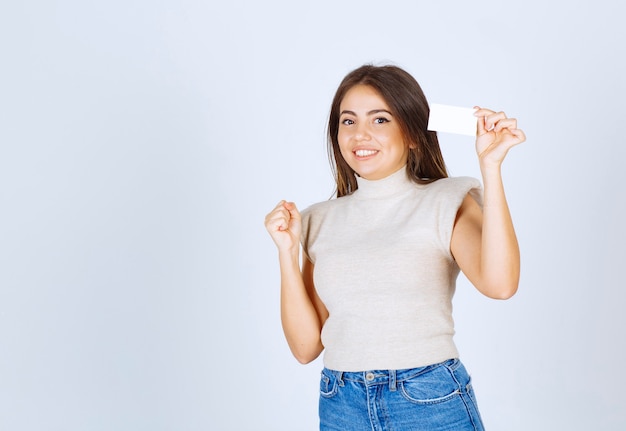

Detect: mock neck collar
354,166,415,199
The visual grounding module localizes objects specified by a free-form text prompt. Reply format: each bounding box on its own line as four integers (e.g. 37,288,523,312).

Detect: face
337,85,410,181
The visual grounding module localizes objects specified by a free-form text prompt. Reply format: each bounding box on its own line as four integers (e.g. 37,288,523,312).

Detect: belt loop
389,370,397,391
337,371,345,387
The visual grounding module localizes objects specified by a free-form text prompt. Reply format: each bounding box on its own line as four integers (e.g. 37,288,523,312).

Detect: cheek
338,146,352,162
337,131,351,153
337,128,349,144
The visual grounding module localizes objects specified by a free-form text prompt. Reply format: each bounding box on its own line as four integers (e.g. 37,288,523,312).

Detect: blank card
427,104,477,136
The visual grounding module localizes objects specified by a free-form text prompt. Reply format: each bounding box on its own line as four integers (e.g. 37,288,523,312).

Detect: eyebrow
340,109,393,117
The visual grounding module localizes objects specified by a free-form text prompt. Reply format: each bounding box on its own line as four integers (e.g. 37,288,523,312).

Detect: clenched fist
264,200,302,254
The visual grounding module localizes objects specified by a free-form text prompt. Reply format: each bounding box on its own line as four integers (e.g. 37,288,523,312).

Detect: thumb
474,107,487,136
283,201,301,221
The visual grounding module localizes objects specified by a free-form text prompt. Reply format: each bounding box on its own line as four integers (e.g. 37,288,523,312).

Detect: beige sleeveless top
301,167,482,372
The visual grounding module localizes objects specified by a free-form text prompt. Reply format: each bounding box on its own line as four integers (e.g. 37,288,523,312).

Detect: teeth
355,149,377,157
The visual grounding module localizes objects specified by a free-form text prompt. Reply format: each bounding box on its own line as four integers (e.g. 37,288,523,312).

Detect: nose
355,123,371,141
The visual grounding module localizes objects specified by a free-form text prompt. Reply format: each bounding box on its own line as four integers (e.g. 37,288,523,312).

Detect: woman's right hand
264,200,302,253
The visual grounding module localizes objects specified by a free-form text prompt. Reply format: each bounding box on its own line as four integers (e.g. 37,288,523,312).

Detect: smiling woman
328,66,449,196
264,64,525,430
337,85,410,181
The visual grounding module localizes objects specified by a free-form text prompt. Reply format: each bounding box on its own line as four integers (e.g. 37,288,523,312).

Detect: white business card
427,104,477,136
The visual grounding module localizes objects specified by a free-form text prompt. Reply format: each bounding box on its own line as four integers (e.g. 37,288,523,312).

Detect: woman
264,64,525,430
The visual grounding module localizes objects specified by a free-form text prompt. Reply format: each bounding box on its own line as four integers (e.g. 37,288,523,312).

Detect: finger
494,118,517,133
283,201,301,221
265,202,283,221
268,211,291,231
265,203,290,226
474,107,501,134
265,213,287,232
266,200,293,221
473,106,495,117
484,112,507,131
474,107,490,135
476,113,486,135
510,128,526,144
474,107,510,120
495,129,526,152
474,108,508,131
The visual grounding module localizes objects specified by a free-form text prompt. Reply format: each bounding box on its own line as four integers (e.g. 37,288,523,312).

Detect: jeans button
365,372,375,381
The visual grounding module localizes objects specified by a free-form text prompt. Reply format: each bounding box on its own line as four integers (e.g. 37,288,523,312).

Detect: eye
341,118,355,125
374,117,390,124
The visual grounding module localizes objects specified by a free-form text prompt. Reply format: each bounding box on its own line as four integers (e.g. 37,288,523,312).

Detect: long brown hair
328,64,448,197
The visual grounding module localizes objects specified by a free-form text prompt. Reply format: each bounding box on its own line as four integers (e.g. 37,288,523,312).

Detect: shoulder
425,177,483,253
301,194,353,220
428,176,483,207
300,194,353,244
430,176,481,191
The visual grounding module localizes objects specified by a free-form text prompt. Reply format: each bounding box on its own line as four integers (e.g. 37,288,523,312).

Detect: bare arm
265,201,327,363
451,109,526,299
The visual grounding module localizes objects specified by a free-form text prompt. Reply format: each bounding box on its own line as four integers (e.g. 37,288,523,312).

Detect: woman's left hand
474,107,526,168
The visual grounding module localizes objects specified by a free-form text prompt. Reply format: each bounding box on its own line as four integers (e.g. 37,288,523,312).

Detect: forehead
340,84,390,111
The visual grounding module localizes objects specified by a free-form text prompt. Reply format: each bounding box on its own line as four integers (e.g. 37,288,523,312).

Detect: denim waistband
323,358,459,390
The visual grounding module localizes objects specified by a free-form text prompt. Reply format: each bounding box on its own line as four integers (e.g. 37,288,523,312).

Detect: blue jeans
319,359,485,431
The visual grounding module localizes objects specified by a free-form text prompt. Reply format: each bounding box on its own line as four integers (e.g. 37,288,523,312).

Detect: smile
354,149,378,157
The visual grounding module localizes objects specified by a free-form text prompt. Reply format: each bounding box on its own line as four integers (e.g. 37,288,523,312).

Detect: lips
354,149,378,158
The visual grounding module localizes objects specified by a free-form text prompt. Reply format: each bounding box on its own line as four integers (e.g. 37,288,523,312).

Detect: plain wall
1,0,624,429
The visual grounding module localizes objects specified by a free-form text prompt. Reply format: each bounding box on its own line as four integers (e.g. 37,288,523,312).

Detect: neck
354,166,414,199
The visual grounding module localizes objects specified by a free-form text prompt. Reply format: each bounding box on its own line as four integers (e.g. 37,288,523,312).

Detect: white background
1,1,624,430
